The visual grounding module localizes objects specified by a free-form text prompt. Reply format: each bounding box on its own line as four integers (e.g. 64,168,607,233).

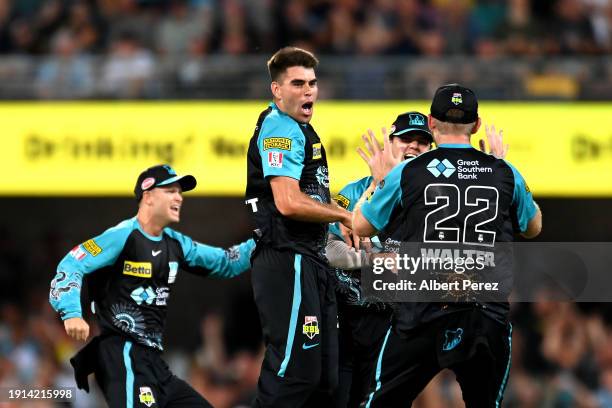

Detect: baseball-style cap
430,83,478,124
389,111,433,143
134,164,197,201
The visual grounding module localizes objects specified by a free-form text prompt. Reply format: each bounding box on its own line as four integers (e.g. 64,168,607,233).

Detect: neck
435,134,471,146
137,210,165,237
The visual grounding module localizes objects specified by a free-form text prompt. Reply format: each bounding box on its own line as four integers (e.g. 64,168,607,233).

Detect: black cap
430,83,478,124
389,111,433,143
134,164,197,201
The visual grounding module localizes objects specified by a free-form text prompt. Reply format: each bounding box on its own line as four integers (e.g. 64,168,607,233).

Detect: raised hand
357,127,402,184
479,123,509,159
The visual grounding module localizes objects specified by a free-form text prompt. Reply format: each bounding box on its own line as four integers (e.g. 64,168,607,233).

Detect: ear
271,81,281,100
427,114,435,130
471,117,482,134
142,190,153,206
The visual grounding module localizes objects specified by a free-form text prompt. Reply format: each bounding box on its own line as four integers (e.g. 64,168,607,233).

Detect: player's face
391,134,432,159
271,66,318,123
149,183,183,224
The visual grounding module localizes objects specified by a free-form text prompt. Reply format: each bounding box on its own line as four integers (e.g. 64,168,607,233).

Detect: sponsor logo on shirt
69,245,87,261
123,261,152,278
83,239,102,256
268,151,283,168
312,142,322,160
263,137,292,151
130,286,156,305
335,194,350,209
155,287,169,306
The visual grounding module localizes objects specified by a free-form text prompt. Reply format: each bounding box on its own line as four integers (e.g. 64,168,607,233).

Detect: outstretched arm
177,235,257,279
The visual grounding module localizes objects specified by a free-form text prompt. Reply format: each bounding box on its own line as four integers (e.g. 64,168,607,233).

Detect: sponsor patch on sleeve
268,151,283,168
69,245,87,261
312,143,322,160
335,194,350,209
263,137,292,151
83,239,102,256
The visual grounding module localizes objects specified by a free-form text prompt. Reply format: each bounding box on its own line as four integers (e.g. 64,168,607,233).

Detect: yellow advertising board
2,102,611,196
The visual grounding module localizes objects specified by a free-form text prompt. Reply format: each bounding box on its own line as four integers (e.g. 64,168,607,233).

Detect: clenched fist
64,317,89,341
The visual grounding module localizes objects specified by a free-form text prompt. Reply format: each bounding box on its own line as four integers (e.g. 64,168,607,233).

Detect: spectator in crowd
156,0,210,57
36,29,94,99
99,30,155,98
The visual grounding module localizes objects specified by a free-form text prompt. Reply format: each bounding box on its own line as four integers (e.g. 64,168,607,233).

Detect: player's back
365,143,536,331
397,143,520,245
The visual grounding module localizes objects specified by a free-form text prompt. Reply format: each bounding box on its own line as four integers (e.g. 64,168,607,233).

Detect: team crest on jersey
268,151,283,168
303,316,320,339
312,143,322,160
139,386,156,407
451,93,463,105
335,194,350,209
83,239,102,256
263,137,292,151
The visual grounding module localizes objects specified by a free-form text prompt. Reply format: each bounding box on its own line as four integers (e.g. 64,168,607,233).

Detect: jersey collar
437,143,473,148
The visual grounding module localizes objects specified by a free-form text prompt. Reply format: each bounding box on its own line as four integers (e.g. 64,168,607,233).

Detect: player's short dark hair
267,47,318,82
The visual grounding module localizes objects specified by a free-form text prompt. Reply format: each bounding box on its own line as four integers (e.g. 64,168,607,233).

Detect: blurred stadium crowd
1,0,611,57
0,0,610,99
2,291,612,406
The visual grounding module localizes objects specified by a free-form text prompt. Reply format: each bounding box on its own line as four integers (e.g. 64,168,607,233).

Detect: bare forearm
284,192,351,224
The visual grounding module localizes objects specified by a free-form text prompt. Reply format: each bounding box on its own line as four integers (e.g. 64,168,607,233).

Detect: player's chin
298,106,313,122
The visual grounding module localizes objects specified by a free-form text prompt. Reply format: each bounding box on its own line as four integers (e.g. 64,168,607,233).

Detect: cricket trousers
251,247,339,408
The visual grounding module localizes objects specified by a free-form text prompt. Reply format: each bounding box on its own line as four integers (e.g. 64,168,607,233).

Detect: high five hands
356,128,403,185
